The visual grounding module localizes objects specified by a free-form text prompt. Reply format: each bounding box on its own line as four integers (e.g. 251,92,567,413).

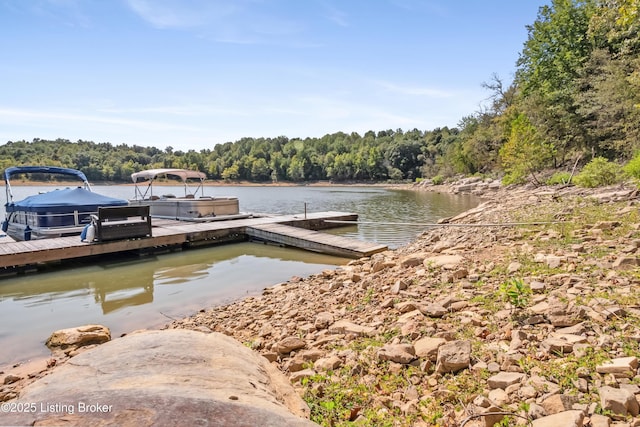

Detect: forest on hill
0,0,638,185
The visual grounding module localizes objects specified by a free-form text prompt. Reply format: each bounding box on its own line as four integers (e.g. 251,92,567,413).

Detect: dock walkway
0,212,387,271
246,223,387,258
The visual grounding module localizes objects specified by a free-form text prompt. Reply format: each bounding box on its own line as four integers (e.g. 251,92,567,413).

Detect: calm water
0,185,479,366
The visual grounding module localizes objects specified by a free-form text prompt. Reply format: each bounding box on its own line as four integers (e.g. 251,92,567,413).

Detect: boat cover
6,187,128,213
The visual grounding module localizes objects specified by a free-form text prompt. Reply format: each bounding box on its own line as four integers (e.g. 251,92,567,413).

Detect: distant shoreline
7,180,405,188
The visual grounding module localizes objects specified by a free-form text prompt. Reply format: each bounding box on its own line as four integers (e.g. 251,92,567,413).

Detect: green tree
250,157,271,181
385,140,424,180
499,113,555,184
576,48,640,157
221,163,240,180
516,0,596,161
287,156,306,181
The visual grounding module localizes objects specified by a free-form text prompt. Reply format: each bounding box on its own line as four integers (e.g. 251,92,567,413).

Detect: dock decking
246,223,387,258
0,211,388,271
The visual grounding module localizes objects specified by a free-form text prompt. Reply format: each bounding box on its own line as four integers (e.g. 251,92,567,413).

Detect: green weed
498,278,531,309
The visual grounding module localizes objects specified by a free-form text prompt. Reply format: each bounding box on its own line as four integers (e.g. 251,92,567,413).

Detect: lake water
0,185,480,366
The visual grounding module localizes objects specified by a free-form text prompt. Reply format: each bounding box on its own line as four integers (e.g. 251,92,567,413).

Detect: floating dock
246,223,384,259
0,211,388,272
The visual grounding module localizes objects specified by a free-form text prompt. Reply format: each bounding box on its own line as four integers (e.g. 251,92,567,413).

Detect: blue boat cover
6,187,128,213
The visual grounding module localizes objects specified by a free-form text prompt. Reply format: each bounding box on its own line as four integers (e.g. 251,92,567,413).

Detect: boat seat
94,205,152,242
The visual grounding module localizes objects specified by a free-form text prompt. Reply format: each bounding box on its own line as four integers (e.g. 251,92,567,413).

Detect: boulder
377,344,416,364
589,414,611,427
3,330,316,427
419,303,448,318
45,324,111,354
596,356,638,378
413,337,446,361
314,355,342,371
435,340,471,374
328,320,376,336
487,372,525,390
612,256,639,269
423,255,464,269
314,312,334,330
400,254,426,268
541,394,579,415
275,336,306,354
598,385,640,417
531,410,585,427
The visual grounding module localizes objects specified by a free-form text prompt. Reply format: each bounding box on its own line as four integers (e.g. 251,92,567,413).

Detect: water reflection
97,284,154,314
154,263,209,285
93,258,156,314
0,242,349,365
2,257,156,314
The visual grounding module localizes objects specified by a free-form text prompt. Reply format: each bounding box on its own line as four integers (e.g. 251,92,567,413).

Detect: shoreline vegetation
3,180,640,426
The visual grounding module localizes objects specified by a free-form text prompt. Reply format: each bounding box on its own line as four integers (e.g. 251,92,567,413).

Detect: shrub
502,173,527,186
545,171,572,185
431,175,444,185
623,152,640,183
574,157,624,188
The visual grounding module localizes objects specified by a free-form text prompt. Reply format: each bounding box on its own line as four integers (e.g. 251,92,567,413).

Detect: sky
0,0,547,152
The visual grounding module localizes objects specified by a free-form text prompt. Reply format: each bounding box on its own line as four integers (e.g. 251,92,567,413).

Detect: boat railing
25,209,98,227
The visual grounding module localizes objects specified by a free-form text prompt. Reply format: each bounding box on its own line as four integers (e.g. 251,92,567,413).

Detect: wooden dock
246,223,387,258
0,212,388,271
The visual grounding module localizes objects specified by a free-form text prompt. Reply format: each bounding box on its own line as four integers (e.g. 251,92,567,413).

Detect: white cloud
0,107,203,132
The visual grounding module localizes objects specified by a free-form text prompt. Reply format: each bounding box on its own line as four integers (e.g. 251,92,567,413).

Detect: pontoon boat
2,166,128,241
129,168,243,221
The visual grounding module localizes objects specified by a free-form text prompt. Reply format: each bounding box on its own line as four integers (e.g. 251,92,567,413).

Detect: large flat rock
1,329,317,427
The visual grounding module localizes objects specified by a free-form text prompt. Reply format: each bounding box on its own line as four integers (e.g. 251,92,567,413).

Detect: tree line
0,130,457,183
1,0,638,185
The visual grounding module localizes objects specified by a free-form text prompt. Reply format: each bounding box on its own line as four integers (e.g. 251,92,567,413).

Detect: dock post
304,202,307,219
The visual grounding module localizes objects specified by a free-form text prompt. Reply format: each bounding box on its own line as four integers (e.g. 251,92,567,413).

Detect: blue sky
1,1,546,152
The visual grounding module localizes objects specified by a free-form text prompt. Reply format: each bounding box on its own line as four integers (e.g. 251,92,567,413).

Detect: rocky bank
167,182,640,426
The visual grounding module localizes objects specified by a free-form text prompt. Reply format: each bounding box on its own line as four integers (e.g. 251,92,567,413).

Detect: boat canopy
4,166,89,184
6,187,128,213
131,169,208,200
131,168,206,183
4,166,93,205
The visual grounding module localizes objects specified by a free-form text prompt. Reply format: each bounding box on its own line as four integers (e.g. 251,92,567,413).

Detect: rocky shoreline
167,182,640,426
3,181,640,426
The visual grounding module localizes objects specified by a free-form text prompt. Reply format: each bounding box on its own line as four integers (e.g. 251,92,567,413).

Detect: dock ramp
246,223,387,258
